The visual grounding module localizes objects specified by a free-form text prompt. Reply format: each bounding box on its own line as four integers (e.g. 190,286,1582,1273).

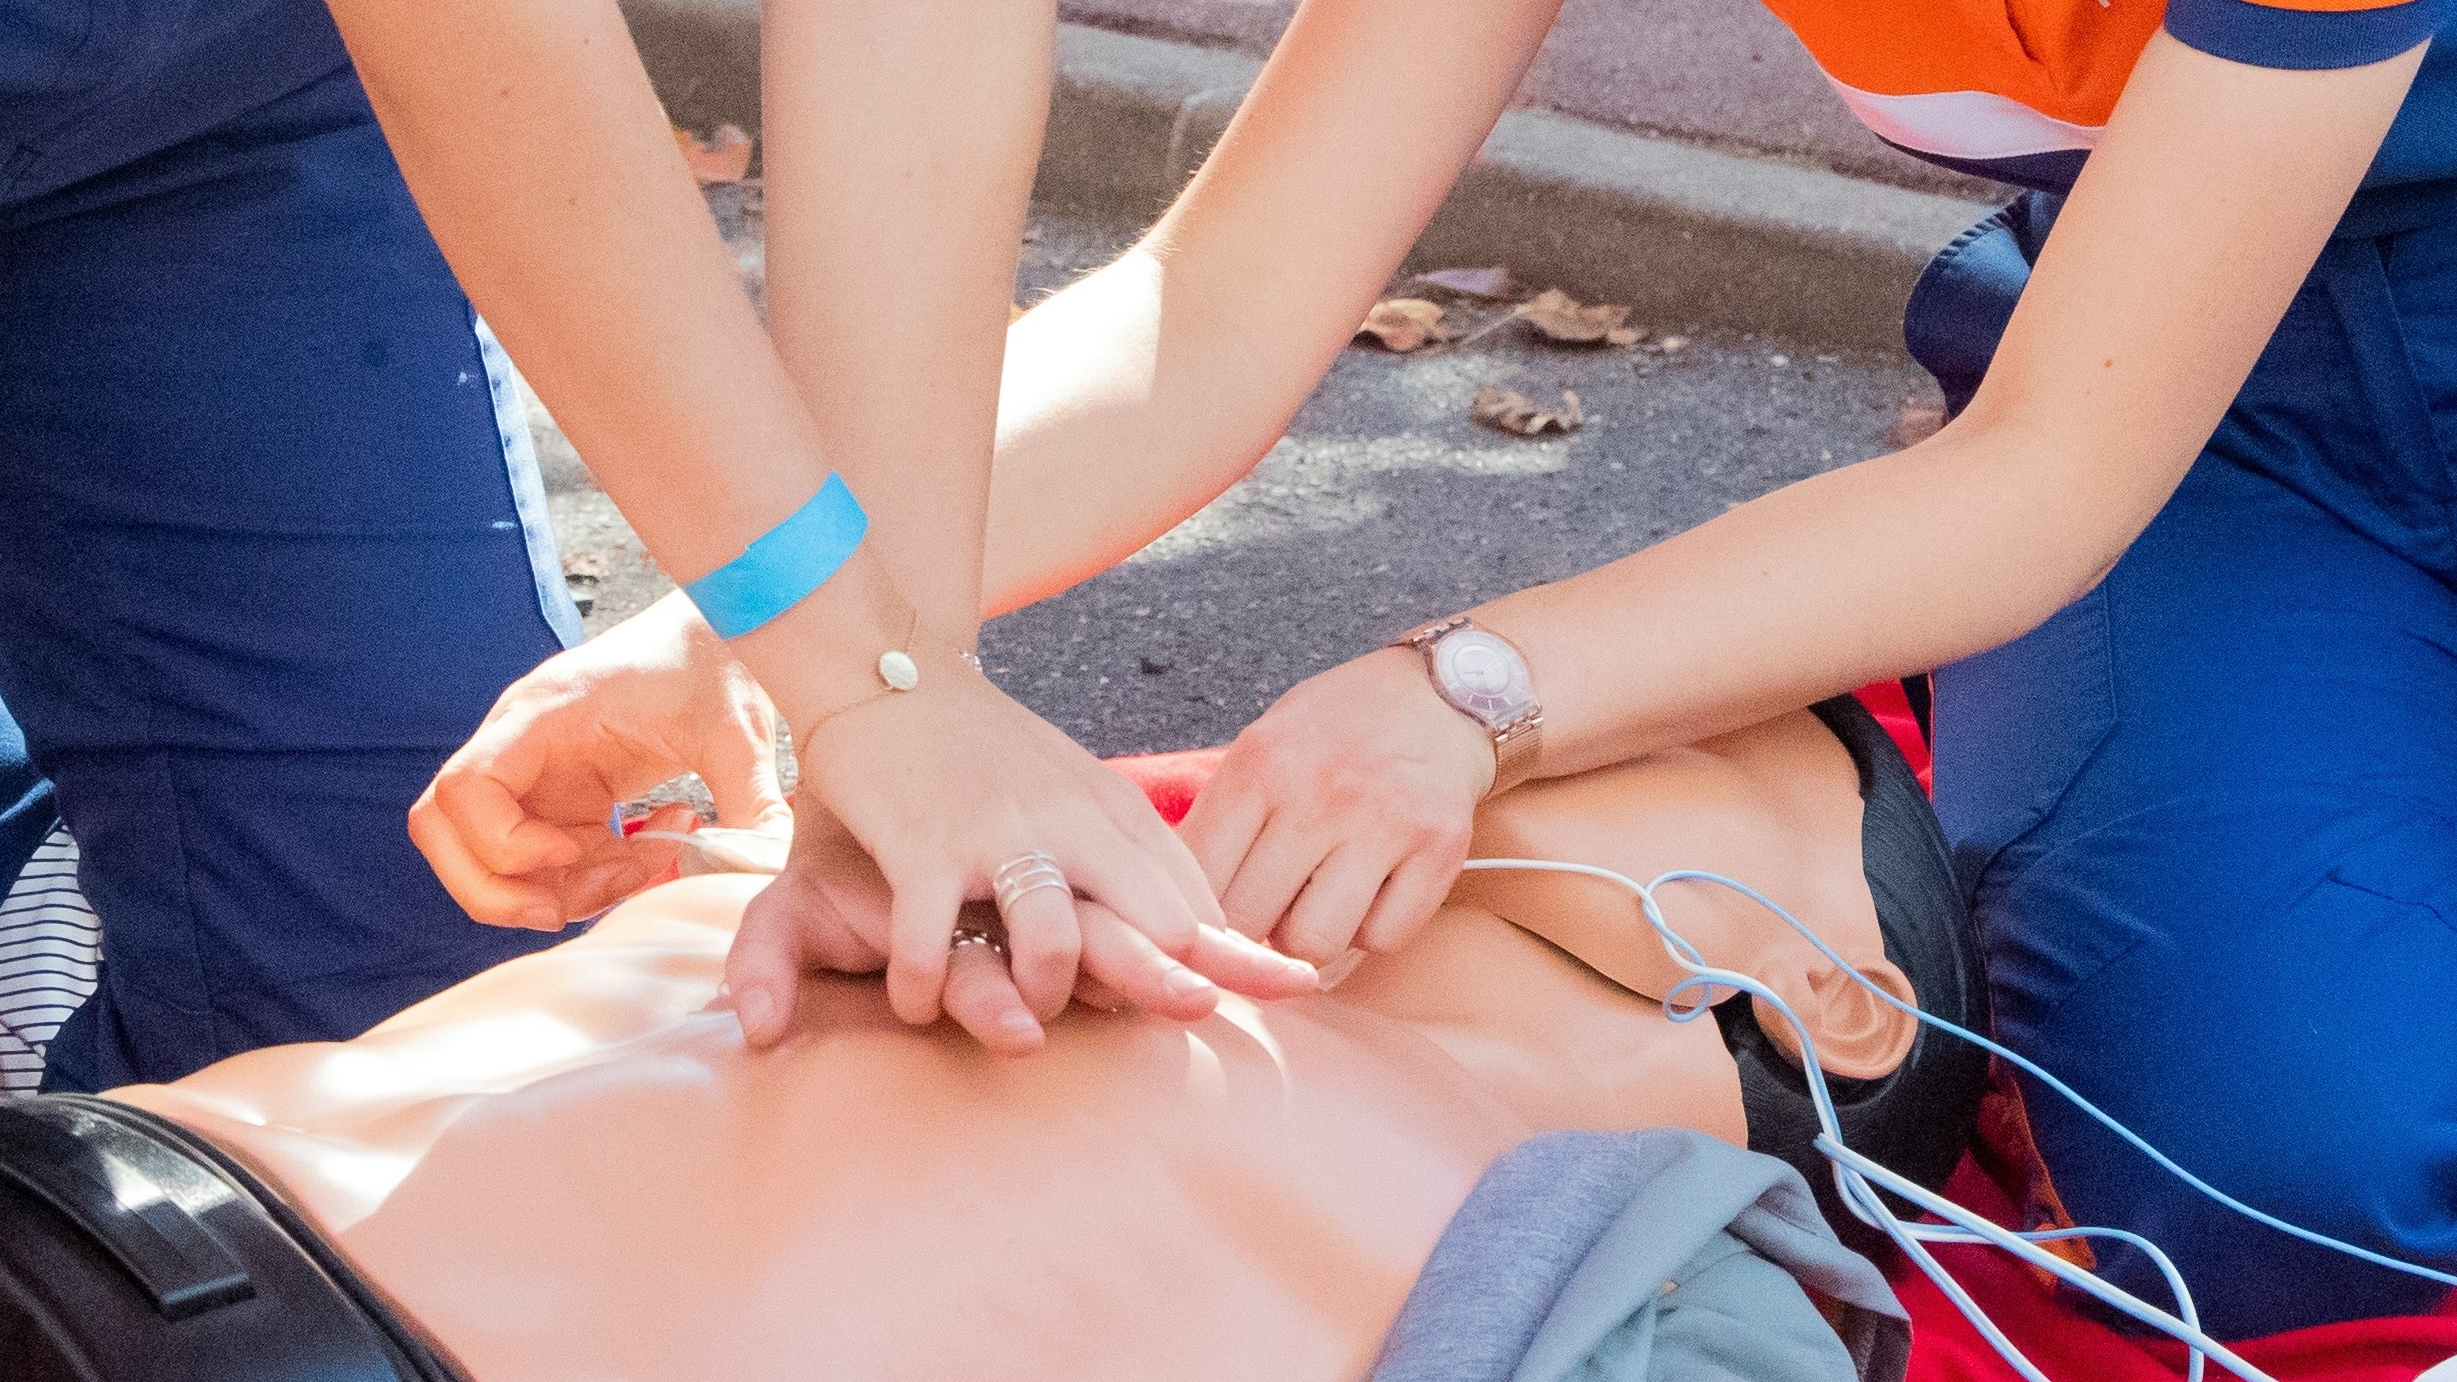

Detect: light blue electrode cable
1456,857,2457,1382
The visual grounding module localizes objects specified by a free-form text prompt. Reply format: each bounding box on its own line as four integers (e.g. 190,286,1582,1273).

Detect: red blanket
1104,684,2457,1382
1893,1155,2457,1382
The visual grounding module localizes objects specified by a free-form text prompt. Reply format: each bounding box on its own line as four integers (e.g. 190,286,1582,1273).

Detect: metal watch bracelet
1391,616,1545,797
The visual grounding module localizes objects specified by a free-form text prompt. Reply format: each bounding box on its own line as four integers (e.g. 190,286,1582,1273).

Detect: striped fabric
1761,0,2445,189
0,826,99,1096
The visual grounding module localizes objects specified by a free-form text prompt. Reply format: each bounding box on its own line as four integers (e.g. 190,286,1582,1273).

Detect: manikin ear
1748,952,1918,1082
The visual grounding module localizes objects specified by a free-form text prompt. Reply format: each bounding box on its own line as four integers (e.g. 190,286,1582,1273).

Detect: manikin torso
111,710,1909,1382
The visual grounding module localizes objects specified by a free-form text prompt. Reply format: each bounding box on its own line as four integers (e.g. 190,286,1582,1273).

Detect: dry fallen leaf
1410,265,1520,300
1472,385,1583,436
1515,288,1641,346
674,124,754,186
1888,396,1946,449
1356,298,1454,353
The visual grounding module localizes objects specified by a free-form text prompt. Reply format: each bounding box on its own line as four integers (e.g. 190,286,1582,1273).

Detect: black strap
0,1100,253,1320
34,1094,472,1382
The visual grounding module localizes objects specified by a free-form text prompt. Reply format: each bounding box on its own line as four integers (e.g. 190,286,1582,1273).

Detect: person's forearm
325,0,902,728
982,251,1274,614
1471,424,2102,776
1472,34,2420,778
763,0,1056,645
981,0,1565,613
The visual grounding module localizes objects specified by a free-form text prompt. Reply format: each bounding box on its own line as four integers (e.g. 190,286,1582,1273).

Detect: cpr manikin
2,701,1979,1382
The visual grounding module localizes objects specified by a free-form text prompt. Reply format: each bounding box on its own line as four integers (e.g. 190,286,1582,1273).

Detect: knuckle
404,800,442,843
1091,771,1151,815
1221,905,1275,940
1130,913,1197,959
1277,931,1343,968
428,771,476,811
1421,815,1473,858
941,965,997,1011
1007,929,1078,974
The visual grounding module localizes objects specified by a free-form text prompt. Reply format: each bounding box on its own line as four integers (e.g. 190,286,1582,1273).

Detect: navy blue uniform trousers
0,3,580,1089
1913,188,2457,1338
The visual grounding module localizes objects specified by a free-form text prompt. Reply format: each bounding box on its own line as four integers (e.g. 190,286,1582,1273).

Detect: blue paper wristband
684,472,870,640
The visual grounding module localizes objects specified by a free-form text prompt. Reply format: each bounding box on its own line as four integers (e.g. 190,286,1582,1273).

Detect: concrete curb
620,4,1996,349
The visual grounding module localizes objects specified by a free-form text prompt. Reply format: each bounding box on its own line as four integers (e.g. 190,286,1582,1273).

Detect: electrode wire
1457,857,2457,1382
626,829,726,853
1460,858,2225,1380
1633,864,2457,1292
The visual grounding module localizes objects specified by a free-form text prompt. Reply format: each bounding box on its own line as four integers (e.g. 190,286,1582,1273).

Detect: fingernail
1315,948,1368,991
737,988,776,1040
1000,1011,1040,1037
519,906,561,932
1162,966,1215,998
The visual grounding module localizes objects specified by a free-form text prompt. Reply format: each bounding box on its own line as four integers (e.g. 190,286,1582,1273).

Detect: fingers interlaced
1175,765,1269,898
942,910,1044,1055
1185,923,1319,1000
1276,844,1389,966
884,869,968,1026
1216,815,1325,942
1109,791,1228,934
1075,900,1218,1022
996,883,1082,1023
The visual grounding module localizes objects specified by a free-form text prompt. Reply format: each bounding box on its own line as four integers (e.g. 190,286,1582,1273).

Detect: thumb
725,880,810,1047
701,709,792,832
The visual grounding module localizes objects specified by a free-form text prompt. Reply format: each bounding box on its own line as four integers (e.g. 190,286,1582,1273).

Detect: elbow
1907,411,2186,658
1943,510,2143,664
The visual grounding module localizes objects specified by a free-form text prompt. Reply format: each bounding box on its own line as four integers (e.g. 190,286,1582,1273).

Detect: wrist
729,550,911,735
788,630,990,752
646,588,726,654
1459,608,1548,792
1362,646,1498,798
1387,615,1544,797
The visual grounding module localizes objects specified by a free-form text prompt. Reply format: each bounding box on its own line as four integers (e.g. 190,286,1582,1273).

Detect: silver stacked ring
992,849,1070,917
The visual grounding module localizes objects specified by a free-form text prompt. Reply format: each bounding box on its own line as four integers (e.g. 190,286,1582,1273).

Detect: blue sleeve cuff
2165,0,2436,70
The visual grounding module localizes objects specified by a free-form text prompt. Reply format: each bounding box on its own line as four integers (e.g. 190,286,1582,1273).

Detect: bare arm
982,0,1568,610
322,0,902,727
1494,32,2422,772
1180,33,2425,960
763,0,1055,639
336,0,1291,1051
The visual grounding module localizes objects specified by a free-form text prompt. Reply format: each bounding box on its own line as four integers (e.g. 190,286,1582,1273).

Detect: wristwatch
1391,616,1544,796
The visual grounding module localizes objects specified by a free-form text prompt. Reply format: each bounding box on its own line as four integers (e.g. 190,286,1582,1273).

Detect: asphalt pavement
629,0,2000,201
1058,0,2001,199
535,190,1936,764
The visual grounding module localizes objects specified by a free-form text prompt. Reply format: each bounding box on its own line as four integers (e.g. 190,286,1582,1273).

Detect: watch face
1433,630,1534,727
